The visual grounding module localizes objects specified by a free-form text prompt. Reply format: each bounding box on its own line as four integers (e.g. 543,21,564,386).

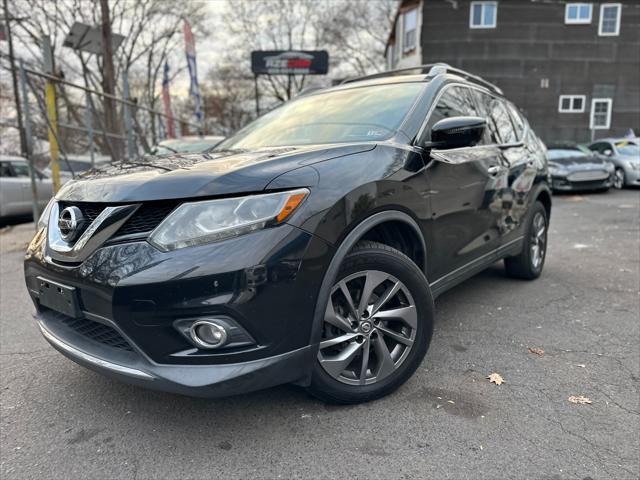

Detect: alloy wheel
530,212,547,269
318,270,417,386
614,169,625,189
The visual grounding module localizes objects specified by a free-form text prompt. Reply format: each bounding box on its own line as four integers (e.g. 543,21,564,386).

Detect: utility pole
99,0,121,161
2,0,27,158
42,35,61,193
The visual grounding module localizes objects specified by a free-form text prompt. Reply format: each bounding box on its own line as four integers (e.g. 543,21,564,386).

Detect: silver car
0,156,53,219
588,138,640,189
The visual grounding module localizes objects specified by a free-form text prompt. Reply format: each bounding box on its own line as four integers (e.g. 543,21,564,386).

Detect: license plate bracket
37,277,82,318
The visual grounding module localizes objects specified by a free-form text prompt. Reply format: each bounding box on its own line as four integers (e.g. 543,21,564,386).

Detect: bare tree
10,0,208,148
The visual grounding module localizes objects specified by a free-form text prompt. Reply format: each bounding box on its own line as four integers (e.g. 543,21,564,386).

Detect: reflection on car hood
549,155,606,168
57,143,375,202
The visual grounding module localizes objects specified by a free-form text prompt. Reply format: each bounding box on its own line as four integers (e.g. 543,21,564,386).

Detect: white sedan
0,155,53,219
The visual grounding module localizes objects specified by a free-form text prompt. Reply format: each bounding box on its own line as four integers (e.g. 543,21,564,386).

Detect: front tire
613,168,626,189
307,241,434,404
504,201,548,280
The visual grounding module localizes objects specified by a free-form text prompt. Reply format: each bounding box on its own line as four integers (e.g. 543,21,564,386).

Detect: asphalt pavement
1,189,639,480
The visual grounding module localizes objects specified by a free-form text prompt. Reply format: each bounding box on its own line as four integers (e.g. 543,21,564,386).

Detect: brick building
385,1,640,142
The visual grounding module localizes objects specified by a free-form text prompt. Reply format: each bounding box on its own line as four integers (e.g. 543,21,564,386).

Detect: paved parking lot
1,190,639,480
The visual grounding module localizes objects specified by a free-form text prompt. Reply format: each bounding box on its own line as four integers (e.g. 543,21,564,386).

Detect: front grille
115,202,177,236
58,202,106,238
58,201,178,239
568,170,609,182
59,315,133,351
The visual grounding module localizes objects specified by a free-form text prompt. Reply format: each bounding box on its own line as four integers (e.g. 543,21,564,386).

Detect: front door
421,85,507,282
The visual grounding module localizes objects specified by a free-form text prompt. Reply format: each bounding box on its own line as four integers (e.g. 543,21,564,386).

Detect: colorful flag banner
162,61,175,139
183,20,203,127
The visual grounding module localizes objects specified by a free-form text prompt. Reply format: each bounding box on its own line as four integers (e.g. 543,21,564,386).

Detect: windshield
615,142,640,157
547,149,588,160
217,83,424,150
152,139,224,155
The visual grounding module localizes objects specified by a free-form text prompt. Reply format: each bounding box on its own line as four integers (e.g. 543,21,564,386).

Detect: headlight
148,189,309,251
548,164,568,177
37,198,56,230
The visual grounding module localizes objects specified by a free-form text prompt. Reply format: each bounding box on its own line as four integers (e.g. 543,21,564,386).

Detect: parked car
588,138,640,189
0,155,53,219
43,155,111,185
149,135,225,155
546,143,614,192
25,64,552,404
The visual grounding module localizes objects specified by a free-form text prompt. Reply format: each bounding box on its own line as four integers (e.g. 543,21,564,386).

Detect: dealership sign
251,50,329,75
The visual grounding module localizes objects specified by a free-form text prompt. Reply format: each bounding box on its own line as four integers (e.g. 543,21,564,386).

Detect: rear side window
10,162,30,177
0,162,13,177
426,85,481,134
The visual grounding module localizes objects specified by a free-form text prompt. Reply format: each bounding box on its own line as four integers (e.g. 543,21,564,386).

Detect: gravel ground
1,189,639,480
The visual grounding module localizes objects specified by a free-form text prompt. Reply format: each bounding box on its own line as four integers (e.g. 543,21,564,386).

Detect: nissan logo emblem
58,206,85,242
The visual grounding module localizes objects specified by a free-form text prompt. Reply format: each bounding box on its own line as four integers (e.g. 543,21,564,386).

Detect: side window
489,99,518,145
506,103,526,141
426,85,480,134
589,142,612,154
0,162,13,177
469,90,500,145
10,162,30,177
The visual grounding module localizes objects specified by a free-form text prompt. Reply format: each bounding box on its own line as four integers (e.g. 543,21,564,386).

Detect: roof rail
341,63,503,95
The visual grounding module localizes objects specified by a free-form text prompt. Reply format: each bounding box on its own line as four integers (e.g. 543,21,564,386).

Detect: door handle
487,165,506,176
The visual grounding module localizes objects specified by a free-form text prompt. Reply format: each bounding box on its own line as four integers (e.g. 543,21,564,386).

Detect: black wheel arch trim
307,210,427,351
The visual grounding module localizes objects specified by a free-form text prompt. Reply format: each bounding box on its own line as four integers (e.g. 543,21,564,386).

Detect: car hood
548,155,607,169
57,143,375,202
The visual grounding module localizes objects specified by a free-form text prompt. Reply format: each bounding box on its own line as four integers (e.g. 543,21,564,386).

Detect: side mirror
603,149,613,157
430,116,486,149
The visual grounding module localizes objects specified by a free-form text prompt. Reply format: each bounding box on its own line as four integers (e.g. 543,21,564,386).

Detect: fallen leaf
528,347,545,356
568,395,592,405
487,373,505,385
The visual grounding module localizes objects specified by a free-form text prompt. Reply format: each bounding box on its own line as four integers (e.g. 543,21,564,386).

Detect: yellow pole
45,80,60,192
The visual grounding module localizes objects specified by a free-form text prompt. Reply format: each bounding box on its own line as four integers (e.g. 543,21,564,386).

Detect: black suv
25,64,551,404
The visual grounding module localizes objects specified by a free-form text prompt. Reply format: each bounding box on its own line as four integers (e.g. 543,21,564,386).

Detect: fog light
189,320,228,349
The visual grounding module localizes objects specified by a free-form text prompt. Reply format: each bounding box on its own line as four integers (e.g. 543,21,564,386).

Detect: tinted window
0,162,12,177
589,142,611,154
469,90,500,144
218,83,424,150
10,162,30,177
506,103,526,140
489,99,518,144
426,85,481,133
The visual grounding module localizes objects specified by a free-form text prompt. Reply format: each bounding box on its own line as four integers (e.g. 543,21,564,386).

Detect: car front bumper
25,224,333,397
37,311,316,397
622,166,640,186
551,174,614,191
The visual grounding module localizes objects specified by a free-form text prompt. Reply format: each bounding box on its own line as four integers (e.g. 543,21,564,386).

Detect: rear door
0,161,29,217
423,84,506,282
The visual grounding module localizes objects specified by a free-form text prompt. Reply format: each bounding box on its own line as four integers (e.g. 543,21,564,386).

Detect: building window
590,98,613,129
470,1,497,29
599,4,621,36
558,95,586,113
565,3,593,24
403,8,418,52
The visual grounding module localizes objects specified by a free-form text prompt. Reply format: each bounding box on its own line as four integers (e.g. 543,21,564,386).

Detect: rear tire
504,201,548,280
307,241,434,404
613,168,625,189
